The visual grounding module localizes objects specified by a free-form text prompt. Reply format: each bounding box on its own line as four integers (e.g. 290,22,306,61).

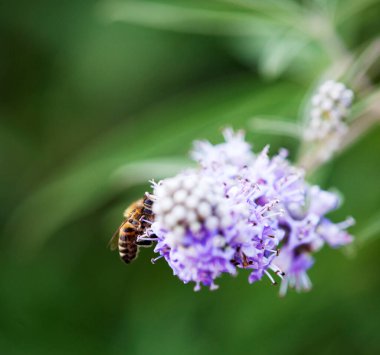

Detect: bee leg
136,233,158,247
146,230,157,238
135,239,153,247
139,217,153,225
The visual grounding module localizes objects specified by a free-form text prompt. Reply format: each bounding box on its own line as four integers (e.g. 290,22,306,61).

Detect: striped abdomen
118,224,139,263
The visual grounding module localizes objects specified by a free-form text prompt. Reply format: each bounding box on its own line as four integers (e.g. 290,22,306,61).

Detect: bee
109,194,155,264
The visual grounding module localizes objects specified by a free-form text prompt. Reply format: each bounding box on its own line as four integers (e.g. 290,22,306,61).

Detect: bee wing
108,221,124,251
108,231,119,251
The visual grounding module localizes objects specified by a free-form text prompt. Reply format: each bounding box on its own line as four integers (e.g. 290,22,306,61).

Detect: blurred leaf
100,0,310,36
249,116,301,138
336,0,380,24
110,158,191,189
5,77,302,253
221,0,302,13
258,31,310,78
100,0,355,80
356,212,380,247
6,158,188,254
100,0,261,36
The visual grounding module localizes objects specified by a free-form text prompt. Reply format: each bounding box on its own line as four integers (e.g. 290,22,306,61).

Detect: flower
304,80,354,142
271,186,354,296
149,167,283,291
303,80,354,163
146,129,354,294
191,128,253,170
150,173,236,291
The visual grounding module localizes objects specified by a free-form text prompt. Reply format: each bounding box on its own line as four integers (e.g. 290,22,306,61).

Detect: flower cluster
304,80,354,142
150,174,236,290
146,129,353,294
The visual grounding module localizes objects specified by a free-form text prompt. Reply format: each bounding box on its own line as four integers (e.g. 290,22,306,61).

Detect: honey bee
109,194,155,264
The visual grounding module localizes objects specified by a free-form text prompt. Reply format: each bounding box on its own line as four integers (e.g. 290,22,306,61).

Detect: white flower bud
205,216,219,231
173,189,187,204
152,173,231,240
198,201,212,218
304,80,354,144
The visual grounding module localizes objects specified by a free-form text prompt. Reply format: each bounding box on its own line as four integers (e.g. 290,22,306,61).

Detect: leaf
249,116,302,138
335,0,380,25
110,158,192,189
5,77,302,253
7,158,189,253
99,0,260,36
257,31,311,78
99,0,309,37
356,212,380,247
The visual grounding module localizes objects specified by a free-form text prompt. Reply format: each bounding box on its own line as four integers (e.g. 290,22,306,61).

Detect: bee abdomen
118,234,139,263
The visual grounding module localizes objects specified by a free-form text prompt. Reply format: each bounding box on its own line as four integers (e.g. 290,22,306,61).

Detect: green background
1,1,380,354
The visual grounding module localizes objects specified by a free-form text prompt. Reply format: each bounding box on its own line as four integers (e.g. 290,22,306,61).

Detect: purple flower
150,174,237,290
271,185,354,295
146,129,354,293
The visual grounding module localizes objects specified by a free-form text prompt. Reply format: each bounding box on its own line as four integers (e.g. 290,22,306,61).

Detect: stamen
269,264,285,278
259,200,280,214
278,173,302,189
300,273,312,291
149,179,159,188
279,277,289,297
284,189,304,198
264,270,277,285
263,210,285,219
337,216,355,229
274,270,284,280
267,249,280,256
151,256,163,264
242,253,249,268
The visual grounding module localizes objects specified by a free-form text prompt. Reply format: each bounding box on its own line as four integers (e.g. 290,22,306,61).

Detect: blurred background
1,0,380,354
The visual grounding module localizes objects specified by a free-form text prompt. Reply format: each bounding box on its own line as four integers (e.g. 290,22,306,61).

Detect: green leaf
356,212,380,247
5,77,302,253
99,0,309,37
249,116,301,138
